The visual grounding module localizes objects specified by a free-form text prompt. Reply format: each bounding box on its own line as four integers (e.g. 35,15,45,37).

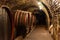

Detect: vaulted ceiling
0,0,60,13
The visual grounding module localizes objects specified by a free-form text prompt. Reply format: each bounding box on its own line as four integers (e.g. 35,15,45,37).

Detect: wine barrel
0,7,12,40
14,10,35,38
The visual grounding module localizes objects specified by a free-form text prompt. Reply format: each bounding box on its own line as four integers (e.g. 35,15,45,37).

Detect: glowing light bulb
38,2,41,5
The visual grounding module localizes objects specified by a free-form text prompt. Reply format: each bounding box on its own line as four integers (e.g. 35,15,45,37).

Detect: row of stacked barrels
14,10,36,39
0,6,36,40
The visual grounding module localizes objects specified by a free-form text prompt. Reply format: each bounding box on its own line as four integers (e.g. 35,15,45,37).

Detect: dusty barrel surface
14,10,35,38
0,7,12,40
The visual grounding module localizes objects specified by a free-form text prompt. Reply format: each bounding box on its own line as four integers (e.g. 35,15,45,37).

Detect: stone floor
24,25,53,40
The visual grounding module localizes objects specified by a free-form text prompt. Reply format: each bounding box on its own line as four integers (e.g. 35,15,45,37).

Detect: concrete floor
24,25,53,40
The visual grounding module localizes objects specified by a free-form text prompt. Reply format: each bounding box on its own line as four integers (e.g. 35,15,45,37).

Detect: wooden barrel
0,7,12,40
14,10,35,38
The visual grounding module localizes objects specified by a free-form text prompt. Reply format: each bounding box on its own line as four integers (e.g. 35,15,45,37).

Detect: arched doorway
34,10,47,25
33,10,47,29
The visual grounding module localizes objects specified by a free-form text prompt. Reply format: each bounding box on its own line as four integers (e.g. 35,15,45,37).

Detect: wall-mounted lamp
37,2,43,9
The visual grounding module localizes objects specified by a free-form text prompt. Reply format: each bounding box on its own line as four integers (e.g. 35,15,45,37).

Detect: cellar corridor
0,0,60,40
15,10,53,40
